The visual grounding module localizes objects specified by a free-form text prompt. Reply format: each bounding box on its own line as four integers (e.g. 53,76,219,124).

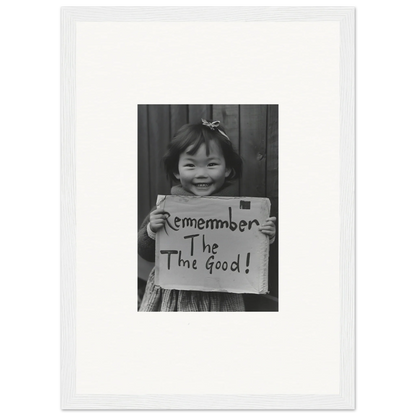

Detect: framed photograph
61,7,355,409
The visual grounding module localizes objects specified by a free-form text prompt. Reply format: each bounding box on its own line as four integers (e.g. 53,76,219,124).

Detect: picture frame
61,6,355,409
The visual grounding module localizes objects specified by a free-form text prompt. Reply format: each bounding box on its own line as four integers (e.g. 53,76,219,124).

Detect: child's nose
195,168,208,178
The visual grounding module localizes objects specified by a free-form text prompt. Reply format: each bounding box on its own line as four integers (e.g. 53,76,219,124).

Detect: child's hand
258,217,276,240
149,208,170,233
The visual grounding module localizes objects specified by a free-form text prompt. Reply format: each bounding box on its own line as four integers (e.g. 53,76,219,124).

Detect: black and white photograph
137,105,278,311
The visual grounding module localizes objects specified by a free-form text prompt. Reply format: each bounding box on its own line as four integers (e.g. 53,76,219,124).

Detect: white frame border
56,3,361,415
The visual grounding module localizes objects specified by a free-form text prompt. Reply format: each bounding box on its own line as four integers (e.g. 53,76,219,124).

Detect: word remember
166,207,260,233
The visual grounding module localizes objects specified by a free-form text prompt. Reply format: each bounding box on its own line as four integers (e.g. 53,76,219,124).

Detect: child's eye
184,164,194,168
208,163,218,167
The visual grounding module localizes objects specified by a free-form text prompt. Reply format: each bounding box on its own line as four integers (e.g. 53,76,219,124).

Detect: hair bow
201,119,230,140
201,119,220,130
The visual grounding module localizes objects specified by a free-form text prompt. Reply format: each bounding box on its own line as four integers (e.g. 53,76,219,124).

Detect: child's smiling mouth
194,183,212,188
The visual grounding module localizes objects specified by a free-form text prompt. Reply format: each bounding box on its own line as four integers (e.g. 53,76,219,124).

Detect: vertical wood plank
170,105,188,190
138,105,150,227
170,105,188,138
212,105,240,152
148,105,171,206
188,105,212,123
239,105,267,197
267,105,279,303
213,105,240,195
266,105,279,212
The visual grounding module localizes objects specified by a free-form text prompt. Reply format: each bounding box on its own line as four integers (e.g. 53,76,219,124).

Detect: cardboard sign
155,195,271,294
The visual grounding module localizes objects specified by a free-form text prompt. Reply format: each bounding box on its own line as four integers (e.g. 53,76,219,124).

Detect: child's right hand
149,208,170,233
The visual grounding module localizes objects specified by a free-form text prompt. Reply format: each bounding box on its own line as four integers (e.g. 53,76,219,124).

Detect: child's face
174,141,231,196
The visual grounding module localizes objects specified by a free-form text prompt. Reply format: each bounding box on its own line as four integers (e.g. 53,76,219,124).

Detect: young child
138,119,276,311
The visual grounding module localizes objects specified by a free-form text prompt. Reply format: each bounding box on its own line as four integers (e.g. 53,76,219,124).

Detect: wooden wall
138,105,278,311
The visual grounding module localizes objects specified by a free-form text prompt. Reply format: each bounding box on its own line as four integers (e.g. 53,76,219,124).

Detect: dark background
138,104,278,311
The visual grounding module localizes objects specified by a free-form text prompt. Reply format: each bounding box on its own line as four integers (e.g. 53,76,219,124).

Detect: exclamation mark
245,253,250,274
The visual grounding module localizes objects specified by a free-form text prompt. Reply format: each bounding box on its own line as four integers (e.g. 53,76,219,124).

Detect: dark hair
163,121,243,182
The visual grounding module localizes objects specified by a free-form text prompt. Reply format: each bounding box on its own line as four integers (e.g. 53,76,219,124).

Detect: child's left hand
258,217,276,240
